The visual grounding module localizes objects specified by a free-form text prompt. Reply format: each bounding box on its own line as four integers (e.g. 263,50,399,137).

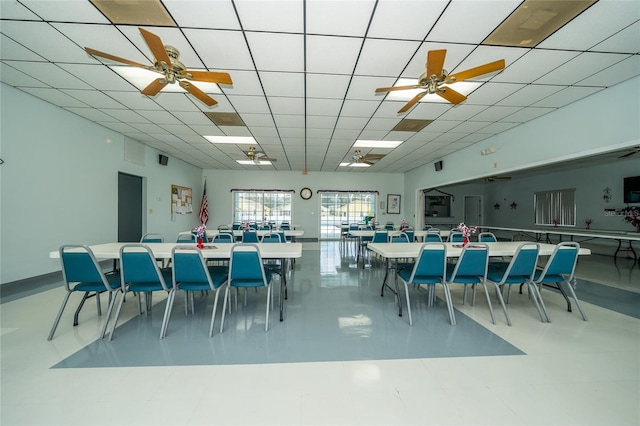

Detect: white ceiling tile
20,0,108,22
497,84,562,107
492,50,581,84
164,0,240,30
306,98,343,116
183,29,253,71
340,100,381,117
538,0,640,51
306,0,375,36
367,0,448,40
7,61,90,89
466,82,526,105
306,35,362,75
259,71,304,98
227,95,271,114
235,0,303,33
532,86,604,108
354,39,421,77
426,1,521,44
0,63,49,87
0,34,46,61
471,105,522,121
535,52,631,85
578,55,640,86
438,104,488,121
248,32,305,72
591,20,640,54
306,73,351,99
267,97,305,115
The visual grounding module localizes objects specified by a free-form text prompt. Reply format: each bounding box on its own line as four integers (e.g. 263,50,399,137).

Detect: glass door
320,192,377,240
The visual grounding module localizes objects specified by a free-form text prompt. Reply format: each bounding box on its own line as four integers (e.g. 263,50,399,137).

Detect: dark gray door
118,172,143,242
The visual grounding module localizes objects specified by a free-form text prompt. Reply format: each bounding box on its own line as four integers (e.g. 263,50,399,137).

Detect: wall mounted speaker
434,160,443,171
159,154,169,166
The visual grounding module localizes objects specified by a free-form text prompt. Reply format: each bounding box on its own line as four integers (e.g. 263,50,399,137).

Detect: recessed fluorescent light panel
340,162,370,168
237,160,271,165
204,136,256,144
483,0,596,47
113,67,223,94
353,140,403,148
384,79,482,103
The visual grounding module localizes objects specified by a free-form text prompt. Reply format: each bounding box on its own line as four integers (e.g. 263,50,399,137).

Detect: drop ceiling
1,0,638,173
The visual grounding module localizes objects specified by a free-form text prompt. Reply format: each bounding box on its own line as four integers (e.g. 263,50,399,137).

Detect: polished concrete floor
1,241,638,425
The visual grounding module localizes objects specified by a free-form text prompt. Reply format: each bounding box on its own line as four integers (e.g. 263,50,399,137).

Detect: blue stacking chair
533,241,587,322
242,229,259,243
389,232,410,243
108,244,174,341
385,222,395,230
398,243,454,326
220,244,274,332
446,243,494,325
424,231,443,242
213,232,233,243
167,246,228,338
176,232,195,243
140,233,163,243
448,231,464,242
486,242,545,325
48,245,121,340
478,232,498,242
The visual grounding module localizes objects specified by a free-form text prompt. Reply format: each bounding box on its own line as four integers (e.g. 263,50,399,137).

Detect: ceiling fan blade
398,91,427,113
141,78,168,96
84,47,149,68
178,81,218,106
262,157,277,162
182,70,233,85
364,154,385,161
363,161,374,166
375,84,422,93
437,86,467,104
139,27,172,70
426,49,447,78
447,59,505,83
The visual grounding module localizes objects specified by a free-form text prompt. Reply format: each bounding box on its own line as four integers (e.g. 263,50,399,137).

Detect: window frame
534,188,576,227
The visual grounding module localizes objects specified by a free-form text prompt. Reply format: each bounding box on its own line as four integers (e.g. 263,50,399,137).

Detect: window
233,191,292,224
534,189,576,226
319,192,377,239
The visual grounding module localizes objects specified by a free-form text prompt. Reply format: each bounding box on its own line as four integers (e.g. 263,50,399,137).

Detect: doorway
463,195,482,226
118,172,143,242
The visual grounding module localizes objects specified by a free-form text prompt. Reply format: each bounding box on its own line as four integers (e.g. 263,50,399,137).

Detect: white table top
50,242,303,260
348,229,451,238
367,241,591,259
483,226,640,241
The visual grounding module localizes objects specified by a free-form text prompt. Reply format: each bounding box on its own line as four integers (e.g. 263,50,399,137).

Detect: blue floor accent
52,247,525,368
566,279,640,319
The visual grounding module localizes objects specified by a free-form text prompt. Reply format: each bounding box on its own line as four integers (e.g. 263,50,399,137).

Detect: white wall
0,84,203,284
404,76,640,223
203,169,404,239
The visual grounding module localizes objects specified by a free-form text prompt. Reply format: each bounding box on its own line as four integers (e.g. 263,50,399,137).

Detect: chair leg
442,282,456,326
264,284,271,332
73,292,91,326
403,280,413,326
99,291,119,339
528,282,550,323
220,286,231,333
492,282,512,326
209,287,223,338
479,281,496,325
160,289,175,339
108,291,127,341
48,291,72,341
561,280,588,321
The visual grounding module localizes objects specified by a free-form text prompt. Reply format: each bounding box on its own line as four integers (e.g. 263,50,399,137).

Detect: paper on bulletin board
171,184,193,216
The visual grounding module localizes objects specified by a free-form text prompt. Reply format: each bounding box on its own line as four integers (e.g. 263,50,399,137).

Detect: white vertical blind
534,189,576,226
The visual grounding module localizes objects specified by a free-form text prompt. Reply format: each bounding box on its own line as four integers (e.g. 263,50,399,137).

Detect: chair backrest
119,244,170,291
429,227,441,234
389,232,410,243
409,243,447,283
140,233,163,243
242,230,259,243
372,230,388,243
232,222,242,230
229,244,269,288
535,242,580,282
496,243,540,284
59,245,111,291
424,231,443,242
349,223,359,231
261,233,282,243
384,222,395,230
176,232,195,243
423,225,432,231
213,233,233,243
448,243,489,282
171,246,215,290
448,232,464,242
280,223,291,230
478,232,497,242
218,224,231,231
259,224,271,230
405,230,415,242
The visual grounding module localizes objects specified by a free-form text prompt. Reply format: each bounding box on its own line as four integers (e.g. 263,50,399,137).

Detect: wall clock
300,187,312,200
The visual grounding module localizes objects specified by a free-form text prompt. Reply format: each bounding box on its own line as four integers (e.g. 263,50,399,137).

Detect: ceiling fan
376,49,505,113
84,27,232,106
245,146,277,163
351,149,385,166
618,146,640,158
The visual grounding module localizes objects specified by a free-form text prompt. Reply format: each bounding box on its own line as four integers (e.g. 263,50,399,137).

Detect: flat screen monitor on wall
623,176,640,203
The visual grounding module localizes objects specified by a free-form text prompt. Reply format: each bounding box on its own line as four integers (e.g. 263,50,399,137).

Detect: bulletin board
171,184,193,215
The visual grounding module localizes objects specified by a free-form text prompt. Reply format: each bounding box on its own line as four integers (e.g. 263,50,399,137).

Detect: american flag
198,181,209,225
